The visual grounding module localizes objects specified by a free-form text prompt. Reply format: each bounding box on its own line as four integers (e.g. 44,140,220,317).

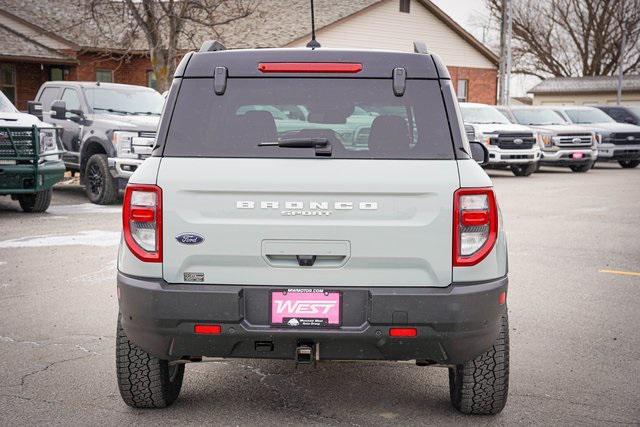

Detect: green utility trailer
0,125,65,212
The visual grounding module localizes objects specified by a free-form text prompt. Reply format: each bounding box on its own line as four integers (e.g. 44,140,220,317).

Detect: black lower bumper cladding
117,273,508,364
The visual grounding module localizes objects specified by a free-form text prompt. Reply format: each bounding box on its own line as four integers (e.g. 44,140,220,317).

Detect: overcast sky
430,0,537,96
430,0,490,41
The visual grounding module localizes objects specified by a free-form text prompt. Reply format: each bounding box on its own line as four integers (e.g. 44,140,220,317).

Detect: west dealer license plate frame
270,288,342,328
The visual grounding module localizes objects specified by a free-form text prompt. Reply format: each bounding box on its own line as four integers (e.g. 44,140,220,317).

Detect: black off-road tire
570,162,594,173
116,315,184,408
448,314,509,415
85,154,117,205
510,163,537,177
618,159,640,169
17,189,53,213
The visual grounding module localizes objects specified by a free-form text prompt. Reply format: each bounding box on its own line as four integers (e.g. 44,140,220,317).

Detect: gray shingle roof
0,23,73,62
0,0,381,51
529,75,640,94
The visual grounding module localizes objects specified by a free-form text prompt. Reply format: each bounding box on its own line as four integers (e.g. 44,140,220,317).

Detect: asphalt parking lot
0,163,639,425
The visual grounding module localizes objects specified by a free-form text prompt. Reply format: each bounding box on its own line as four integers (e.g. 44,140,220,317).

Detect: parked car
553,106,640,169
116,41,510,415
499,106,597,172
33,82,164,204
460,102,540,176
0,91,65,212
594,105,640,125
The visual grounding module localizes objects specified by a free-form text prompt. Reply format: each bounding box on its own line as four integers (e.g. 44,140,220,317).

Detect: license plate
572,152,584,159
270,289,341,328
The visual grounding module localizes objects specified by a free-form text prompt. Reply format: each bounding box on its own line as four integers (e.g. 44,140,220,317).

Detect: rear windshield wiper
258,138,328,148
258,138,331,156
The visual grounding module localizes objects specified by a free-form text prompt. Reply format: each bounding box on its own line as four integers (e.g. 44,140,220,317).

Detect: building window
457,79,468,102
50,67,64,81
96,69,113,83
0,64,16,105
400,0,410,13
147,70,157,90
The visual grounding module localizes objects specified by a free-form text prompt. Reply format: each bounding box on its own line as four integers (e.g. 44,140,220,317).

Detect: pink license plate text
271,290,341,327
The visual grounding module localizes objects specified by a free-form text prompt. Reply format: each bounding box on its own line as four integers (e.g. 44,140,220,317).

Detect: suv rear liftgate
116,43,509,415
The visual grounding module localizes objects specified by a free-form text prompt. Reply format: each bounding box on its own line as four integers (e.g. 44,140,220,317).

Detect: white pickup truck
461,102,540,176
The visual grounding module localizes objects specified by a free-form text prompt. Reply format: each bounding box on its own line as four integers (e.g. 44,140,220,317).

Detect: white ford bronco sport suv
116,41,510,415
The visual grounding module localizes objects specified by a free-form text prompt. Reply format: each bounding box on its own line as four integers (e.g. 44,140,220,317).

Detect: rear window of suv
163,78,454,159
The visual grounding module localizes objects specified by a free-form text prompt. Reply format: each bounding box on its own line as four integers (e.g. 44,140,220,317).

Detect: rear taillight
123,184,162,262
453,188,498,266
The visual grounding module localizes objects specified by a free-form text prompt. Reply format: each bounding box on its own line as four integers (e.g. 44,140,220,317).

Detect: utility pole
498,0,512,105
616,1,626,105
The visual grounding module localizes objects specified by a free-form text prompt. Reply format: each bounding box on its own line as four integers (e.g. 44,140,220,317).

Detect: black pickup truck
33,82,164,204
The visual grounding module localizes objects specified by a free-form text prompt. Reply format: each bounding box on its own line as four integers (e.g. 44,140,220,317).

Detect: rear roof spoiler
182,48,442,79
200,40,226,52
413,41,428,54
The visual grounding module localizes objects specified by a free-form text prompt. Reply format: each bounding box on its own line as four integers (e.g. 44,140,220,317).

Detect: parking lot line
598,269,640,277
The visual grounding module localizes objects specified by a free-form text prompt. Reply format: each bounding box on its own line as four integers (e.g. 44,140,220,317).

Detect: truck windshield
84,87,164,116
628,106,640,117
564,108,615,124
512,109,566,125
460,105,511,124
0,91,17,113
164,78,454,159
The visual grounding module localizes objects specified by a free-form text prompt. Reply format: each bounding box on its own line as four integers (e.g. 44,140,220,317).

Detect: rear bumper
117,273,508,364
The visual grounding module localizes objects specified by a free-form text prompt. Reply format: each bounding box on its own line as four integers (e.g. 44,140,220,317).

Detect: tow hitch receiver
295,344,315,365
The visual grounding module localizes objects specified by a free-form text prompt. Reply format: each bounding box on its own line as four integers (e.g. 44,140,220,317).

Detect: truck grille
555,133,592,147
464,124,475,141
608,132,640,145
0,128,36,159
490,133,536,150
133,131,156,159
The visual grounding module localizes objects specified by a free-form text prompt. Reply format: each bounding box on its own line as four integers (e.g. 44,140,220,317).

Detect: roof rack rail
413,41,428,54
200,40,226,52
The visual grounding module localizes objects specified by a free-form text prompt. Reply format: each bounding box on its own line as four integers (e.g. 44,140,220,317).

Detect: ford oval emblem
175,233,204,245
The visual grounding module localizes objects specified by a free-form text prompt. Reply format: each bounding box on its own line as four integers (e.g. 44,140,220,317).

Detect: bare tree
487,0,640,79
89,0,254,92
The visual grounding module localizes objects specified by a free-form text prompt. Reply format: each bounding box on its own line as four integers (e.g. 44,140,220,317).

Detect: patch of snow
0,230,120,248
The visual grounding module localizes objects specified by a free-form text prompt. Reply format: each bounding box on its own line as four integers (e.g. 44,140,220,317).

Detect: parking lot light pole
616,25,626,105
498,0,512,106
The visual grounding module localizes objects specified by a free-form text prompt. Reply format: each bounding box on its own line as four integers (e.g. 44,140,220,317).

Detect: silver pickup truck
499,106,597,172
553,106,640,169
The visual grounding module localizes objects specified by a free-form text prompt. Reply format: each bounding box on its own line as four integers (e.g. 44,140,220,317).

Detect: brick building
0,0,498,111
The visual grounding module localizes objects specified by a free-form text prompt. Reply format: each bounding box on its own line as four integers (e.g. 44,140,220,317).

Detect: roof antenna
306,0,321,49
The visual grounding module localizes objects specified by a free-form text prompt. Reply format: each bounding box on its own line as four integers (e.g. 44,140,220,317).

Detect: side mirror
469,141,489,166
68,109,85,123
27,101,43,120
50,100,67,120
